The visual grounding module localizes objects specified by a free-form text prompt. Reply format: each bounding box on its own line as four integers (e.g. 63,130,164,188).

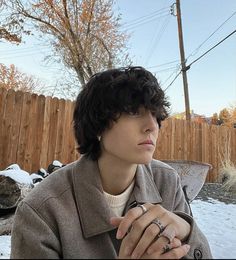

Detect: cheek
102,126,135,153
103,130,129,148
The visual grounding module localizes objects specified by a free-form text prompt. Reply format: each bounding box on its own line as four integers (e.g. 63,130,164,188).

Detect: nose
143,111,159,133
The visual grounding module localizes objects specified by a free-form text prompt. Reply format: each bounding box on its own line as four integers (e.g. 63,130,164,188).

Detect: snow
1,198,235,259
0,164,33,186
52,160,64,167
0,236,11,259
191,198,236,259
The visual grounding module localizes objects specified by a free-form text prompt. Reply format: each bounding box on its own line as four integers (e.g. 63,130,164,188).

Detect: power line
121,7,170,27
163,70,182,91
152,65,180,74
186,10,236,61
163,27,236,92
161,64,181,84
122,13,170,31
145,15,171,65
147,60,179,69
187,28,236,68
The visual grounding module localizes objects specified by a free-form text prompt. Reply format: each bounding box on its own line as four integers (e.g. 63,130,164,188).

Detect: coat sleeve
10,201,61,259
173,175,213,259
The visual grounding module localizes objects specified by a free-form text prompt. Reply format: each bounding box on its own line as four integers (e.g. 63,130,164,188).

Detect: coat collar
72,156,162,238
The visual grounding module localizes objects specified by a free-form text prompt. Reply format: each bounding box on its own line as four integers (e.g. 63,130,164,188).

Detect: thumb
110,216,124,227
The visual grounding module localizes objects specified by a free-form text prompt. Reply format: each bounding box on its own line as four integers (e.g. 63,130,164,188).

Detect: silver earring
98,136,101,141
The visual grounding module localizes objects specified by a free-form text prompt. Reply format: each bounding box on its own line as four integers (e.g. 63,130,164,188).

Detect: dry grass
219,134,236,193
220,161,236,193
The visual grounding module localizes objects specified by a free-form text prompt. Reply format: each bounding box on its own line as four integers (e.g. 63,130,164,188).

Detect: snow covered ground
1,198,236,259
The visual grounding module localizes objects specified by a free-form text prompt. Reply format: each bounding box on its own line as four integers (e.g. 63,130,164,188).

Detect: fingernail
116,230,122,239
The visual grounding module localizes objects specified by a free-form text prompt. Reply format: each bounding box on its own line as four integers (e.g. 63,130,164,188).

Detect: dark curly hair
73,66,170,160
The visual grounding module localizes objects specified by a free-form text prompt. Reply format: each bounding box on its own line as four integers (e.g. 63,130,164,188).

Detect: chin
137,156,153,165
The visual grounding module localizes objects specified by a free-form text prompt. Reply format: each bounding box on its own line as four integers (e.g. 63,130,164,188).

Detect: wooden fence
155,118,236,182
0,88,78,174
1,87,236,182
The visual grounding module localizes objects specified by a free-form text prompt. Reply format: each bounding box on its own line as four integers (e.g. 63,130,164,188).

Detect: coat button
194,249,202,259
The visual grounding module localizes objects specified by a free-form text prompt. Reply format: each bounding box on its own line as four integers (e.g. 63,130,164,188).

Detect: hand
110,203,191,259
118,234,190,259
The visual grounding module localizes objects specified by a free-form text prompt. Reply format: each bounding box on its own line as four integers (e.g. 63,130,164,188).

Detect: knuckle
146,225,157,237
145,202,152,208
132,219,143,231
172,238,182,247
128,236,136,245
162,210,169,218
126,208,137,219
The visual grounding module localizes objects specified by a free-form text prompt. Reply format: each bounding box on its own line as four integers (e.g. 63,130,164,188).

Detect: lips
138,139,154,146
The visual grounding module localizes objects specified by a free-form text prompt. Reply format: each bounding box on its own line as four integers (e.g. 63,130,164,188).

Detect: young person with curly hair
11,66,212,259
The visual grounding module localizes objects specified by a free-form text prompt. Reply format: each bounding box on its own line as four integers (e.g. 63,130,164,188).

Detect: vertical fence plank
186,120,192,160
46,97,60,166
0,88,8,169
174,119,182,159
182,119,188,160
39,96,51,170
54,98,66,162
23,93,40,173
65,101,78,163
16,92,32,170
210,124,218,182
8,90,24,166
2,89,15,168
31,94,46,172
170,118,176,159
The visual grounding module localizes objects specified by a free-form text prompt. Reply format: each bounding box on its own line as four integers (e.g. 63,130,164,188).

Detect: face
100,107,159,165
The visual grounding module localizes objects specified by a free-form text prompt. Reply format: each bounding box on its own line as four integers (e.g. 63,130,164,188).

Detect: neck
98,153,137,195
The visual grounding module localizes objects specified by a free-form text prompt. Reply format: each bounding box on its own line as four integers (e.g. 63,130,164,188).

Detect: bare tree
3,0,131,88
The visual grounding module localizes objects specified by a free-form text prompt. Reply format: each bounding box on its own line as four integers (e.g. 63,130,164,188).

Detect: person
10,66,212,259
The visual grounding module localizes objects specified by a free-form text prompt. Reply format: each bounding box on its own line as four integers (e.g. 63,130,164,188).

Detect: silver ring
162,244,171,254
160,229,175,243
137,204,147,215
151,218,165,233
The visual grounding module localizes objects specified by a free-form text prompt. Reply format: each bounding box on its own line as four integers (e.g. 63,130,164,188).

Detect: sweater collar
72,156,162,238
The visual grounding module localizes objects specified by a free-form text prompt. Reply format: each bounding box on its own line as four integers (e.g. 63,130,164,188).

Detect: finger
118,233,133,259
146,234,172,255
163,244,190,259
169,238,182,248
116,203,152,239
159,224,176,243
117,205,168,257
130,220,165,259
110,217,123,227
117,203,167,240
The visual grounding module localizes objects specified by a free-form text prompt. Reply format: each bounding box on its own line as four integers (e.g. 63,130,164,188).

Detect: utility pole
175,0,191,120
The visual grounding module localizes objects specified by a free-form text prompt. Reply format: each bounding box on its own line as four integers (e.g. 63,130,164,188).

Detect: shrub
220,160,236,193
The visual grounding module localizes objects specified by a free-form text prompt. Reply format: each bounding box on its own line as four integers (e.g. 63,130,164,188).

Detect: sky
1,198,236,259
1,0,236,117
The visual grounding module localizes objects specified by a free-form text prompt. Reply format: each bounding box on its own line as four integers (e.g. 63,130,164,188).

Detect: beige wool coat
10,156,212,259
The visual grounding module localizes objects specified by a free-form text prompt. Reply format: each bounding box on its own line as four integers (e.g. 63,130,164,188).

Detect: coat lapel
72,156,116,238
72,156,163,238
